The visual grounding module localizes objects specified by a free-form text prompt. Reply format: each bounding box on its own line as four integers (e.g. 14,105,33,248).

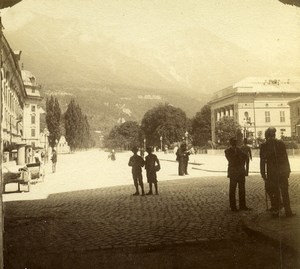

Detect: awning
0,0,22,9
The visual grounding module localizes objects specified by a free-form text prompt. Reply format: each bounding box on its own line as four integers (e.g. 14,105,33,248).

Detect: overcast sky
1,0,300,90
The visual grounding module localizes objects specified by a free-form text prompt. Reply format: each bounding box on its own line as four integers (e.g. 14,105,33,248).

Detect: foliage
191,104,211,146
215,116,243,146
64,99,94,151
104,121,141,150
46,96,61,148
141,103,189,147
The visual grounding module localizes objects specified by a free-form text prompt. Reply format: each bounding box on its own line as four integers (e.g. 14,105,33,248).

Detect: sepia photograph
0,0,300,268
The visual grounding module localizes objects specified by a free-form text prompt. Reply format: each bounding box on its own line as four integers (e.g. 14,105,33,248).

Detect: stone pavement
2,150,300,267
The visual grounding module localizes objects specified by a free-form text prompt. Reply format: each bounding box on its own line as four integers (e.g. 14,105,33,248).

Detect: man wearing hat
225,137,251,211
260,127,294,217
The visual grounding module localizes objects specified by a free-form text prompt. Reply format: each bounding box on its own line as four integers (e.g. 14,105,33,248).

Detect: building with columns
210,77,300,144
288,96,300,142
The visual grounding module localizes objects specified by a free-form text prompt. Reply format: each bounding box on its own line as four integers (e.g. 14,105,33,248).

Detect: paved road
3,150,300,268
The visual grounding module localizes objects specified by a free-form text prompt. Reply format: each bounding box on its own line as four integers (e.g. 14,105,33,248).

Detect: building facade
21,69,44,148
1,34,26,162
288,96,300,142
210,77,300,144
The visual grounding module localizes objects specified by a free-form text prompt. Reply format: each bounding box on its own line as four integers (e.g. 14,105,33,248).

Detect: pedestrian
51,148,57,173
260,127,294,218
176,143,190,176
111,149,116,161
240,138,252,176
34,150,40,163
128,146,145,196
145,146,160,195
225,137,251,212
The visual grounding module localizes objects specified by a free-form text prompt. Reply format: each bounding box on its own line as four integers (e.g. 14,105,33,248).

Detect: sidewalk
241,205,300,254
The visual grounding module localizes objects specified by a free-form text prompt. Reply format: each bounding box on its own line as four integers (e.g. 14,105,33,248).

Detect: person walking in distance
145,147,160,195
128,146,145,196
51,149,57,173
260,127,294,218
225,137,251,212
240,138,252,176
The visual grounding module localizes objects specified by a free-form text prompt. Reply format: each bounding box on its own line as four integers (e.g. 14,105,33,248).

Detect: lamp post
143,138,146,150
160,136,162,152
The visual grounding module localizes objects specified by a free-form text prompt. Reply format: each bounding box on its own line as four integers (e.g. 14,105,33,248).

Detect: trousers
229,175,246,209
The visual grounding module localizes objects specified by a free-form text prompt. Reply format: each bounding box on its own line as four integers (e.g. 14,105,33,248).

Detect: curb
241,214,299,255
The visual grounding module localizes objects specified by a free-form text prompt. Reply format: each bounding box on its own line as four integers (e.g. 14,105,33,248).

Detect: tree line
46,96,94,151
104,103,242,150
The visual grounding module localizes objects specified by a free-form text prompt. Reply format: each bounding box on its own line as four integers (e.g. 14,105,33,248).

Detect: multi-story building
210,77,300,143
1,34,26,163
21,69,44,148
288,97,300,142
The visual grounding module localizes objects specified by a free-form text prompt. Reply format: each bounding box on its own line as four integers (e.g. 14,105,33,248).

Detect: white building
210,77,300,143
21,69,44,148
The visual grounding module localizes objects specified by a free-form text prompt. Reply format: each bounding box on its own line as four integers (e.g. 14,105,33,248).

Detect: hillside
41,84,210,139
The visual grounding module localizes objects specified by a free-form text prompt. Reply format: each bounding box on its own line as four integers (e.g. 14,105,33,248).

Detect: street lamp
160,136,163,152
143,138,146,150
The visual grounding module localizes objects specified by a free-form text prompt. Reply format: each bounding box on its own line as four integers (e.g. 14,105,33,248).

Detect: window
31,128,36,137
31,115,36,124
265,111,270,123
280,111,285,122
31,105,36,112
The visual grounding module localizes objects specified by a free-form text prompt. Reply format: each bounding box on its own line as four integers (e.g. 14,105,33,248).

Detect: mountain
5,15,274,94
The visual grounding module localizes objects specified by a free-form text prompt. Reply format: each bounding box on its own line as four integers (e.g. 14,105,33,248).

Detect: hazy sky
1,0,300,89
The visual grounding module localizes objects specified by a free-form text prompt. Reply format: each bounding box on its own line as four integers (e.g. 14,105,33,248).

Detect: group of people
225,127,294,218
128,146,160,196
32,148,58,174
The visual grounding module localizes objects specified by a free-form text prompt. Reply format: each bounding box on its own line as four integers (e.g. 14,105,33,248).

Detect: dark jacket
260,138,290,180
225,146,247,178
128,154,145,173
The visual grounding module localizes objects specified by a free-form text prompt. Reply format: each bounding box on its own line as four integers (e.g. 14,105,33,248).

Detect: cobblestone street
3,151,300,268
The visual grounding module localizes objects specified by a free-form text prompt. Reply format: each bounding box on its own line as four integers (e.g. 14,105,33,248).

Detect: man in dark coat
225,137,251,211
260,127,294,217
176,143,190,176
240,138,252,176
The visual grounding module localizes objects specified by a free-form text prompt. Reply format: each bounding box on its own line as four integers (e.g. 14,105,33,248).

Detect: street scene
3,150,300,268
1,1,300,269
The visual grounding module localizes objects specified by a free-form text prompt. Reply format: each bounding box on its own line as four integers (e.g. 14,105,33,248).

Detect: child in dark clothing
128,146,145,196
145,147,161,195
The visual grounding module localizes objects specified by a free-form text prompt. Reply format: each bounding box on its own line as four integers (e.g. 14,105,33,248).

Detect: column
220,109,224,118
217,110,220,121
17,144,26,165
229,106,234,117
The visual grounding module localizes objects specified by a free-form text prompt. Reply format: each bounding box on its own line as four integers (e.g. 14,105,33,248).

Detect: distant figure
173,144,178,155
128,146,145,196
34,150,40,163
240,138,252,176
260,127,294,218
140,147,145,159
27,148,32,163
145,147,160,195
164,145,168,154
225,137,251,212
51,149,57,173
176,143,190,176
111,149,116,161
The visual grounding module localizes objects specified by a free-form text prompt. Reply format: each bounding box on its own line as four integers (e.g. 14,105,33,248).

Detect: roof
288,96,300,104
21,70,38,87
211,77,300,101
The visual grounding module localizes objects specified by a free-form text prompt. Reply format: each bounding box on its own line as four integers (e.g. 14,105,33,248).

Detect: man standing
176,143,190,176
225,137,251,212
51,149,57,173
241,138,252,176
260,127,294,217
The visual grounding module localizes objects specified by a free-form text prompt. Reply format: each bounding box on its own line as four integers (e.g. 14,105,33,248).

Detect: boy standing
145,147,161,195
128,146,145,196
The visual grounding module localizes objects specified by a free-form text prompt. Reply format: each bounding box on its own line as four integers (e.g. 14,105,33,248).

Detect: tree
64,99,94,151
215,116,243,146
46,96,61,148
105,121,141,150
141,104,188,146
191,104,211,146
